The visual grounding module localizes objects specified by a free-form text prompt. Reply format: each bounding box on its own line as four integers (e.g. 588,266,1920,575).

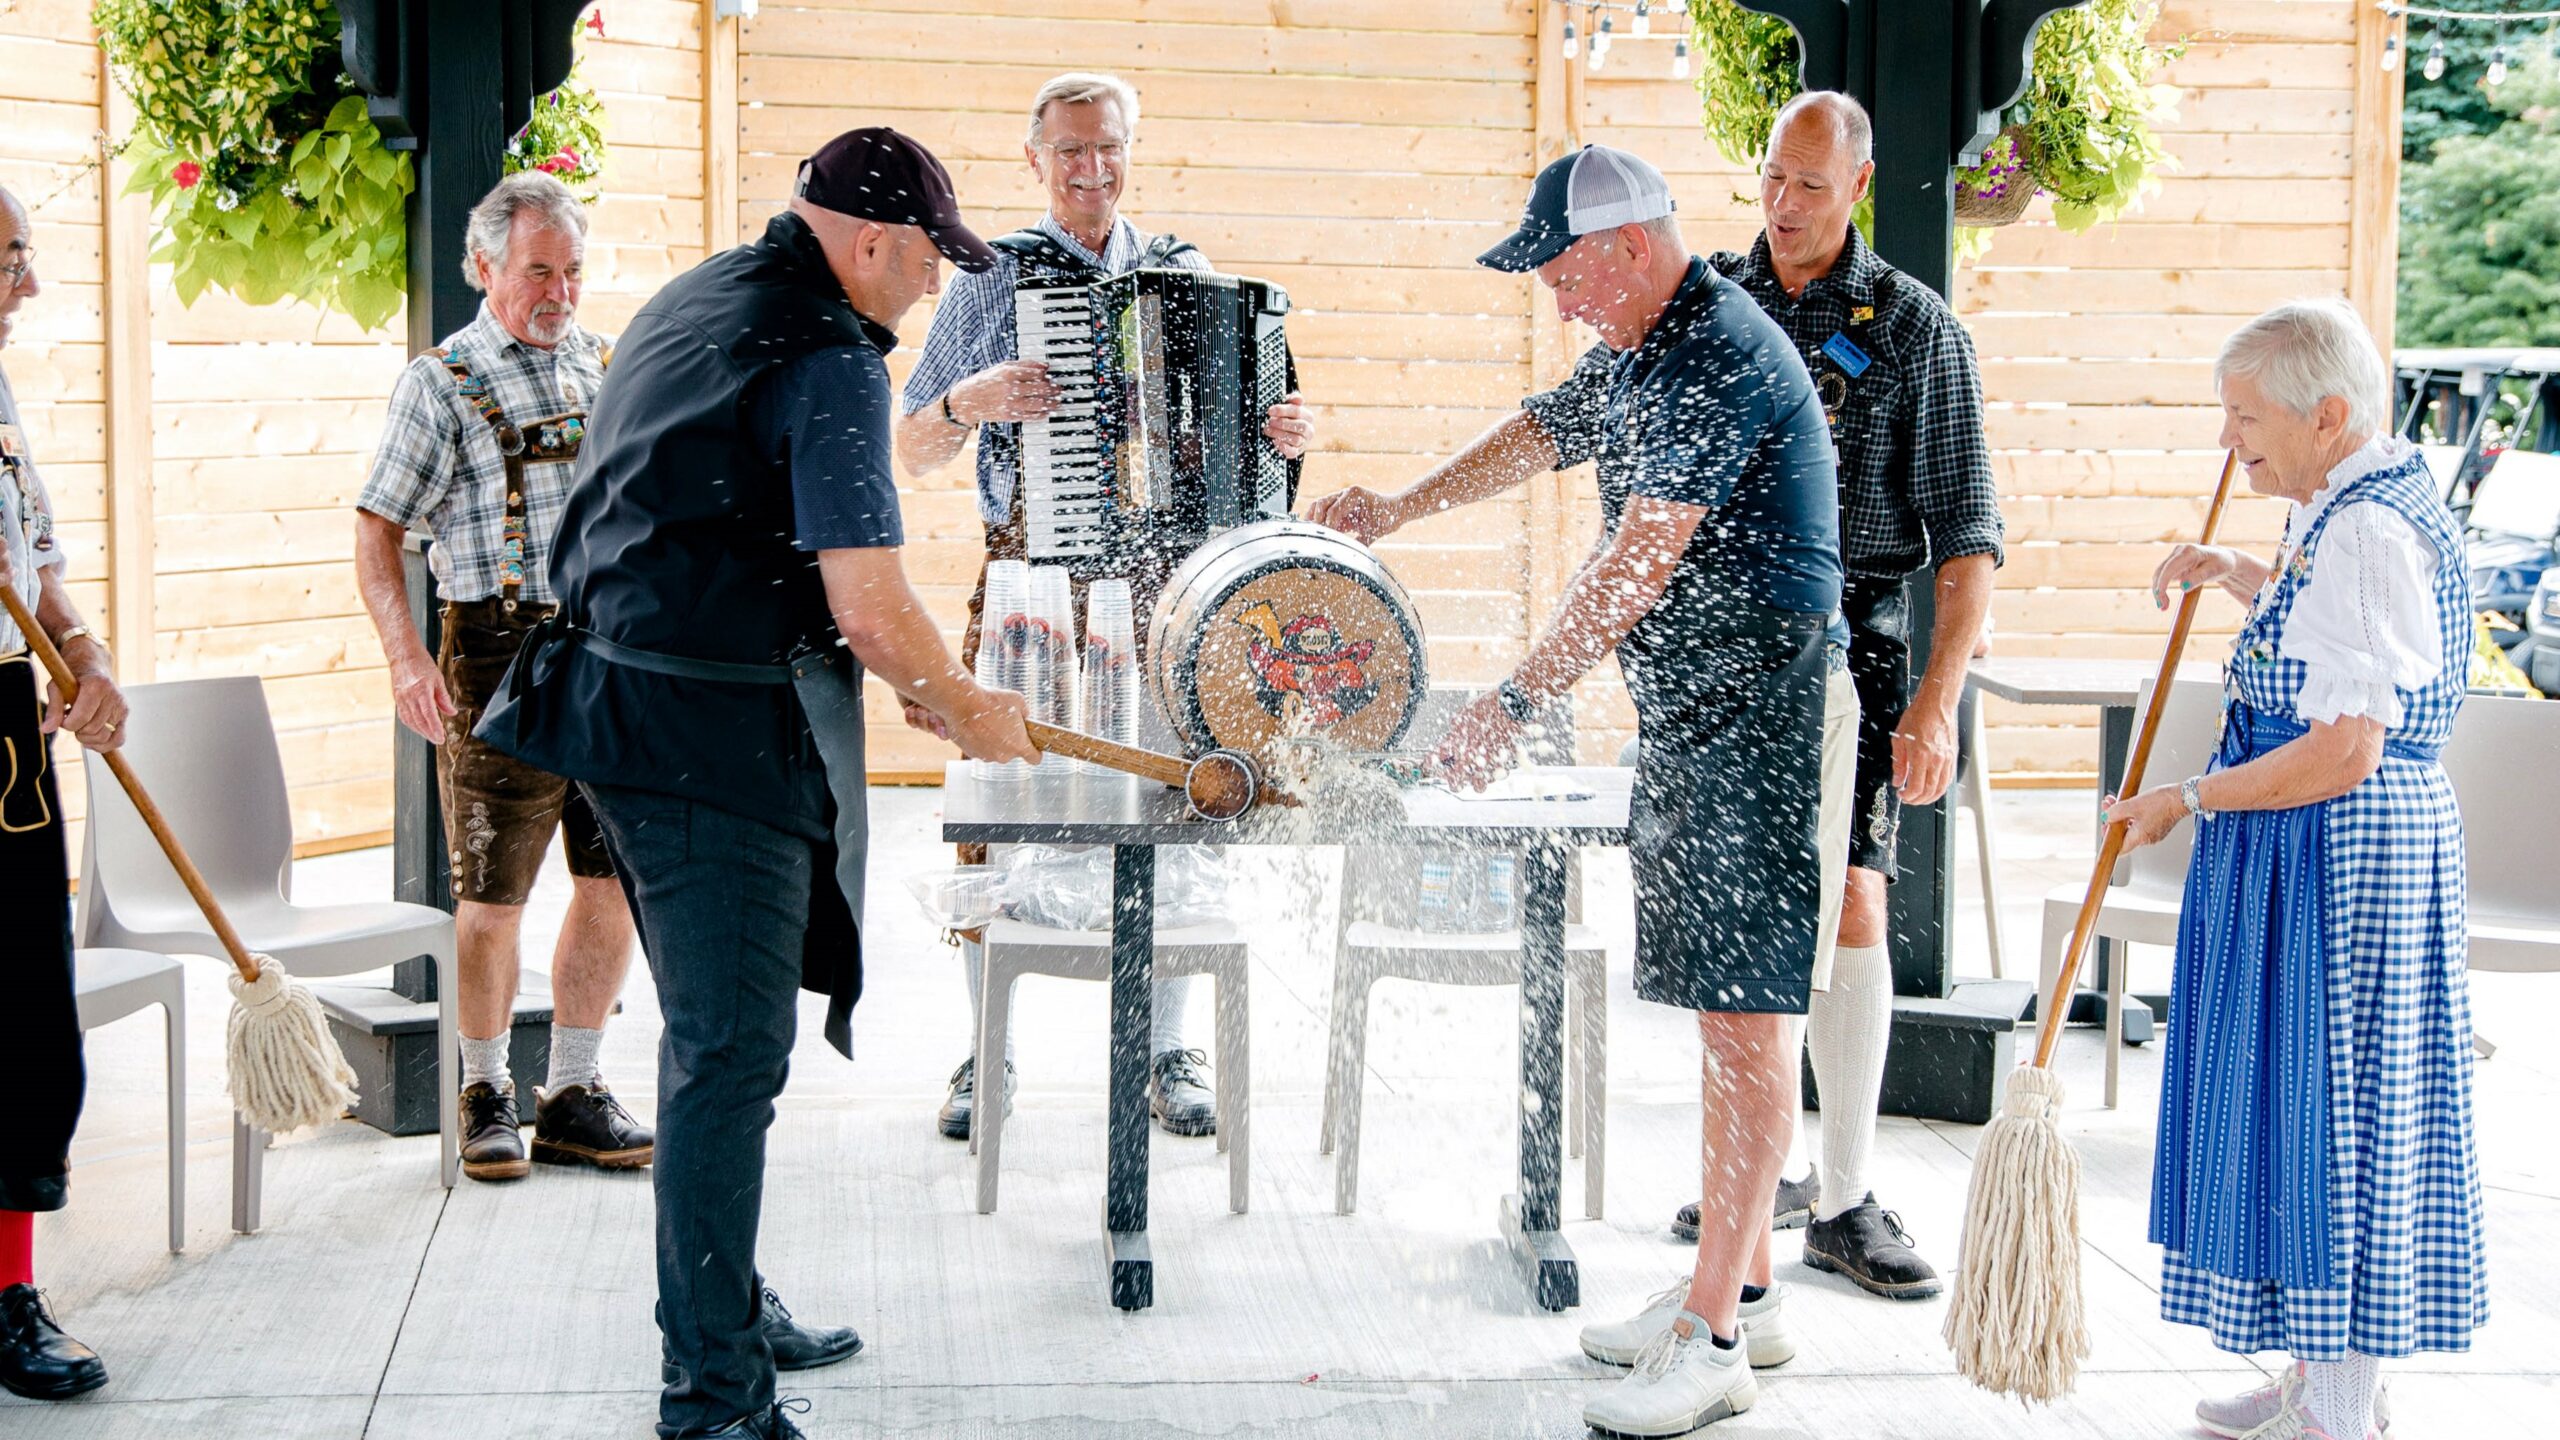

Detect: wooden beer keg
1146,519,1427,757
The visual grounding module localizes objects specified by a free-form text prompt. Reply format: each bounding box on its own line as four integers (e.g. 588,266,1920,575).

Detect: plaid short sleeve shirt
356,303,612,605
1711,228,2003,580
0,367,66,654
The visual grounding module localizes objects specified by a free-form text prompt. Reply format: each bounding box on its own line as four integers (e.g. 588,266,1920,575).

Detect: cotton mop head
1942,1065,2089,1403
225,954,359,1134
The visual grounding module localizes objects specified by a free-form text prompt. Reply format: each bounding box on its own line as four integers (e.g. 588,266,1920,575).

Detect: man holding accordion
895,70,1316,1144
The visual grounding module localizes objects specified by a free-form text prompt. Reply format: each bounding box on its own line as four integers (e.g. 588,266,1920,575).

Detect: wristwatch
940,391,965,428
1495,677,1538,724
2178,775,2212,819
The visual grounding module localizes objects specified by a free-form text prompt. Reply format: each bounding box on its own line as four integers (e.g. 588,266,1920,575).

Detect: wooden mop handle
1,586,262,983
1023,719,1194,788
2030,450,2242,1069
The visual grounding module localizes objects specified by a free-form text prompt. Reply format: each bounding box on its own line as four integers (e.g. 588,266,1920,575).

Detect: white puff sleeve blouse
2278,437,2446,728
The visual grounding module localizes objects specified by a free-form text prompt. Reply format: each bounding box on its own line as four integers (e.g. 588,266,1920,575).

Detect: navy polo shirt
750,345,906,552
1529,258,1841,600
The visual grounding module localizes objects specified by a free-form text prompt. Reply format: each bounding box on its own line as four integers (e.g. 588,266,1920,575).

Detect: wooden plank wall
5,0,2389,858
736,0,1553,777
2,1,707,856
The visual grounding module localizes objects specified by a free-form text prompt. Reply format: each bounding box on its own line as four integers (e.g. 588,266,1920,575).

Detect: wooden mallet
2,586,357,1134
1023,719,1287,821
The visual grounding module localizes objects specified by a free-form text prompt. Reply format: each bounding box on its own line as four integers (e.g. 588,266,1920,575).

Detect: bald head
1757,90,1874,292
1769,91,1873,169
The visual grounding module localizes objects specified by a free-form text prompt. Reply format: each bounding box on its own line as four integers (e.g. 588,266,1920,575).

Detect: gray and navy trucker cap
1477,144,1678,273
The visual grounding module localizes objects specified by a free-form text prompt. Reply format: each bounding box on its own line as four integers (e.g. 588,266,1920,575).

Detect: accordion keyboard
1014,284,1108,561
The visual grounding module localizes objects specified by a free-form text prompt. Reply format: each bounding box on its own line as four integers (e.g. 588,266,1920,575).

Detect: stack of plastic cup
1029,565,1079,731
1076,578,1138,776
973,559,1031,782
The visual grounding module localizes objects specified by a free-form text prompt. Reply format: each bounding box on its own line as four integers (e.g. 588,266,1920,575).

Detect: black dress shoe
532,1082,654,1169
459,1082,529,1183
682,1397,809,1439
1802,1196,1941,1299
937,1057,1013,1140
1148,1048,1218,1137
0,1283,108,1400
663,1288,860,1385
1672,1166,1820,1241
761,1287,861,1371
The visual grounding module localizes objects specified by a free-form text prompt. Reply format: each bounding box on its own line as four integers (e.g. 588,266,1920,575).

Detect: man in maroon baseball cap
476,120,1035,1440
794,126,998,274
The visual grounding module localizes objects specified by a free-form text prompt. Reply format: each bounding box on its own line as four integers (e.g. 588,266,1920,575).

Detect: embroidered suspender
432,346,590,612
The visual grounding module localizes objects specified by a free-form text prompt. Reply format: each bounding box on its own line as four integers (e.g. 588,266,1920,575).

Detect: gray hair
461,171,589,290
1026,72,1140,146
2215,299,2388,436
1770,90,1874,168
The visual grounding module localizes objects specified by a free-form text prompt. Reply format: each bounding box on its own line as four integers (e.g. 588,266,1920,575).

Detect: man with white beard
352,172,670,1206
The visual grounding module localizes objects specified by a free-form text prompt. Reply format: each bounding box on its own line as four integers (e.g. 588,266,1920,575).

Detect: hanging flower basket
1953,127,2038,228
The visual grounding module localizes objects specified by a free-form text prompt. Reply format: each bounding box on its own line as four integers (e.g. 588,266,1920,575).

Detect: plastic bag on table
993,844,1234,932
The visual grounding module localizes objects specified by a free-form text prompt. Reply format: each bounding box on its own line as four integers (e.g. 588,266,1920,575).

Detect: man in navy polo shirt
1310,144,1859,1436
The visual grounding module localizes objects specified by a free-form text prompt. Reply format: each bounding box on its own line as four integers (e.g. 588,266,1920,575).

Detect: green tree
2397,47,2560,346
2397,2,2529,165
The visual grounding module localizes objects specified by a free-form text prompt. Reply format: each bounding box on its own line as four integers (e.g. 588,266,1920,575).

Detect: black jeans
0,657,81,1214
584,782,813,1438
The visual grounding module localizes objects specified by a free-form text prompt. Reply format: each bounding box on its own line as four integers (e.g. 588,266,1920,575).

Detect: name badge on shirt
1820,332,1873,378
0,423,24,459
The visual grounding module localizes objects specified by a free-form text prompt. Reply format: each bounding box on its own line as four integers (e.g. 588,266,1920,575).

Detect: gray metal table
941,761,1633,1312
1966,657,2220,1039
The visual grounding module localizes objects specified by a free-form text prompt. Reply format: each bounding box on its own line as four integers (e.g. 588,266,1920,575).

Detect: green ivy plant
1685,0,2183,256
94,1,610,331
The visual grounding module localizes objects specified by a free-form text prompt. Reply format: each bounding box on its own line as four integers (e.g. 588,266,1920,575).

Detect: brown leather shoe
460,1082,530,1182
532,1082,654,1169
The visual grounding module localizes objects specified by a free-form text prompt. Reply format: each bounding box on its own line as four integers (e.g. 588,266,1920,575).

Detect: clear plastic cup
1029,565,1078,735
1076,578,1139,775
975,560,1031,782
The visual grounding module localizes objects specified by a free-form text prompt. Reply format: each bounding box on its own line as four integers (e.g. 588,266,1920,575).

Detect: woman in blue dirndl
2106,301,2486,1440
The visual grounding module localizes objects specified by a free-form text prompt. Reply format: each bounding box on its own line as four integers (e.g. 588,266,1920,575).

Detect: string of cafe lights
2377,3,2560,86
1547,0,1695,78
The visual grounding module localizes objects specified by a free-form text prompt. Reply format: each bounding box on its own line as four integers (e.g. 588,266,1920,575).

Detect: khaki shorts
1808,664,1862,994
438,599,616,905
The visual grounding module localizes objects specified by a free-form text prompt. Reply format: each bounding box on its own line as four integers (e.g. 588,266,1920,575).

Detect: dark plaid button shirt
1709,227,2002,580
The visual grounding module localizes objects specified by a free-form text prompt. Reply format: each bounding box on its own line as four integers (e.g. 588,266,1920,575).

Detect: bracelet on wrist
941,391,966,429
2179,774,2212,819
1496,677,1538,724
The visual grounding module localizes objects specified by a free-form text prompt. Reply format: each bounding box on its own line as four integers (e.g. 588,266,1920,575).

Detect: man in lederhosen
894,71,1315,1142
1315,145,1853,1435
0,181,124,1402
354,173,658,1188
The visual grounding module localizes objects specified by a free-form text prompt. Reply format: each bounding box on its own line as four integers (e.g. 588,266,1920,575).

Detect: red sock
0,1210,30,1290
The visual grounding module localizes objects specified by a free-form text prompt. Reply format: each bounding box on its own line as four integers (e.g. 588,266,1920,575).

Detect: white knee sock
2302,1354,2381,1439
1807,942,1892,1221
1150,973,1201,1059
545,1024,604,1094
460,1032,512,1095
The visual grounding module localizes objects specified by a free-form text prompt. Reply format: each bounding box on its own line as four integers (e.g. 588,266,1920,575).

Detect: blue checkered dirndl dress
2150,448,2488,1360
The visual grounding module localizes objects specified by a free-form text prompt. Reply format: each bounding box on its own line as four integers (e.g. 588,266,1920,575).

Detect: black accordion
1012,267,1298,579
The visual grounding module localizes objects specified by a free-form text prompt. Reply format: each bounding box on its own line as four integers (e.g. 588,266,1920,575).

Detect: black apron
789,644,869,1059
0,655,82,1211
1626,604,1831,1015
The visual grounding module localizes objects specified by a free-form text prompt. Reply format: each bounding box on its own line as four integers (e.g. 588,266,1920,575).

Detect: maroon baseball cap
795,127,997,273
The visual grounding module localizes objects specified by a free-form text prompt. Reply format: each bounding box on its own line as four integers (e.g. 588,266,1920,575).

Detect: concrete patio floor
12,786,2557,1438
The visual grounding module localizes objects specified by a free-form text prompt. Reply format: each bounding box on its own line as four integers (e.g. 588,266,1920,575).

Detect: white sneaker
2199,1365,2390,1439
1579,1282,1794,1369
1582,1317,1760,1438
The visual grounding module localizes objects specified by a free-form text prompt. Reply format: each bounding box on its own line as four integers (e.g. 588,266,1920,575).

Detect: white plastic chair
2441,691,2560,974
76,676,460,1228
1951,685,2006,978
73,948,186,1253
969,916,1250,1216
2036,677,2223,1108
1320,846,1610,1218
